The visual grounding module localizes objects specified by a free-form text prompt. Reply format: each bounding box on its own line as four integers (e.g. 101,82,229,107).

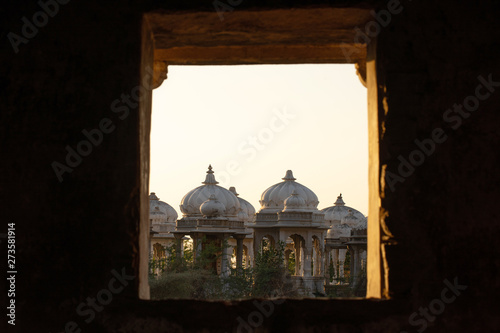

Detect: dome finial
282,170,296,181
202,165,219,185
229,186,239,196
334,193,345,206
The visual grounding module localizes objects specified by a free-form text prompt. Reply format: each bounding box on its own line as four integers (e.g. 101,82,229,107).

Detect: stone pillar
235,235,245,270
148,220,155,257
339,249,346,281
220,237,231,277
303,246,312,278
361,250,367,271
320,240,325,278
315,240,323,277
348,247,355,282
294,241,301,276
192,233,203,263
352,246,361,284
312,247,317,276
248,242,254,268
324,247,330,282
303,235,312,278
333,249,339,279
174,233,184,259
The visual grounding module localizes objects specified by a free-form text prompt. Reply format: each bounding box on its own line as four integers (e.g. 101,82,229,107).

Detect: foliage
149,238,298,300
328,255,335,283
253,240,296,298
221,266,254,299
149,268,222,299
287,251,296,276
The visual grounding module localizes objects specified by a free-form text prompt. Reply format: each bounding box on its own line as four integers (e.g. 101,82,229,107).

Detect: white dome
229,187,256,222
259,170,319,213
327,223,351,238
149,192,178,222
320,194,365,225
341,209,364,228
179,165,240,218
200,194,226,217
282,190,307,212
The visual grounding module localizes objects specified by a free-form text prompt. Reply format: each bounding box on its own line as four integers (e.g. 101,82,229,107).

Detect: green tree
150,238,298,300
253,240,296,298
287,251,296,276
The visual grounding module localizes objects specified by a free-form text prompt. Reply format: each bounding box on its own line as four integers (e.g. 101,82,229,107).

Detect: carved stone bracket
355,60,367,87
152,61,168,89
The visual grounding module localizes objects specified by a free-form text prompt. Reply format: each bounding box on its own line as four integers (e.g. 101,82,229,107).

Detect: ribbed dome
327,223,351,238
149,192,178,222
342,210,358,227
341,210,367,229
229,186,256,222
282,190,307,212
200,194,226,217
320,194,365,225
180,165,240,218
259,170,319,213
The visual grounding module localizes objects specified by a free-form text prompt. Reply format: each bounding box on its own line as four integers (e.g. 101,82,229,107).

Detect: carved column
339,249,346,281
333,249,339,279
303,247,312,278
294,239,302,276
192,232,203,263
218,234,232,277
174,233,184,259
312,246,317,276
324,247,330,282
235,235,245,270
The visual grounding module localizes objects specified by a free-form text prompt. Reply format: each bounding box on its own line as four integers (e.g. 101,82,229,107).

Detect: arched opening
242,244,250,268
287,234,305,276
259,234,276,251
153,243,166,258
312,236,322,277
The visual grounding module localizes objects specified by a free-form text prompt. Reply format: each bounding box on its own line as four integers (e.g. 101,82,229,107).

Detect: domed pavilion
254,170,328,295
149,192,178,259
322,194,367,286
173,165,251,276
149,166,367,295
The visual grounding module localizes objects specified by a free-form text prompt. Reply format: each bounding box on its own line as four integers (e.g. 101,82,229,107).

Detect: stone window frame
137,7,388,301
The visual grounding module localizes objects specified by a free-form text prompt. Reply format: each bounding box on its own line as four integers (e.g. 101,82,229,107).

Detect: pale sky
150,64,368,217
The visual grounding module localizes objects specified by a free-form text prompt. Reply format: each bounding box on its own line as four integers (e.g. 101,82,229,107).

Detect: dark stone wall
378,0,500,331
0,0,144,331
1,0,499,332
